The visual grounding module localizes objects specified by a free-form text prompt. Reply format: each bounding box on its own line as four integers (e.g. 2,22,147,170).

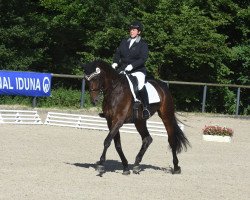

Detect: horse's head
82,60,112,106
83,66,102,105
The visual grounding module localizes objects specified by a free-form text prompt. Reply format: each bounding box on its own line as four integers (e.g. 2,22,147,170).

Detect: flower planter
202,134,232,143
202,125,233,143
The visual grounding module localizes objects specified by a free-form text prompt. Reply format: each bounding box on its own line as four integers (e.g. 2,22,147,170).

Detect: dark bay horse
82,60,190,175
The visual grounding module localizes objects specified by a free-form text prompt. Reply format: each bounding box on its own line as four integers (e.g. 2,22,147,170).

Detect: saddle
126,74,160,104
126,74,160,121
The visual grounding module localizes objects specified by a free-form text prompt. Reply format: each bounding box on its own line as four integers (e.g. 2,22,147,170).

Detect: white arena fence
0,110,42,124
44,112,184,137
0,110,184,137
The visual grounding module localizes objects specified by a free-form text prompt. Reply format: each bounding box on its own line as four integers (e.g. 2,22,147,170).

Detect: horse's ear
79,61,94,75
85,67,101,81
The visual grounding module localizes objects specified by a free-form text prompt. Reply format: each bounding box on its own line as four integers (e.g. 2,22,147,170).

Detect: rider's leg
139,86,151,119
132,72,150,119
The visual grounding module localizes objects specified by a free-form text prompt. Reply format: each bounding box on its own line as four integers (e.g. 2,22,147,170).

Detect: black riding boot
139,86,151,119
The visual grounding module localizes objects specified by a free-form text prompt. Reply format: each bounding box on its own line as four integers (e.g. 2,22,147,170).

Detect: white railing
0,110,184,137
0,110,42,124
44,112,184,137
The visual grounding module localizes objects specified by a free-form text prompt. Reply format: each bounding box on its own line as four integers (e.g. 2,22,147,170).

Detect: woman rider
112,21,150,119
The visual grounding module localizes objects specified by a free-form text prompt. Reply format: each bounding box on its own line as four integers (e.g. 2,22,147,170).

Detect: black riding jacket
113,36,148,75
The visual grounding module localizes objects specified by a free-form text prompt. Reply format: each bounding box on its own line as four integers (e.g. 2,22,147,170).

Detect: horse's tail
153,79,190,153
173,116,190,153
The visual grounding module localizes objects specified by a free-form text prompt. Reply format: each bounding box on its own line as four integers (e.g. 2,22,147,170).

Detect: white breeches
131,72,145,90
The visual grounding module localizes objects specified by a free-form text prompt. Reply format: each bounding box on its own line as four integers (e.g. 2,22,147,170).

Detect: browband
85,67,101,81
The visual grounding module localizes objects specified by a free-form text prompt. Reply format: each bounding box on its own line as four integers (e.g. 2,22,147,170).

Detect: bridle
85,67,104,94
85,67,101,81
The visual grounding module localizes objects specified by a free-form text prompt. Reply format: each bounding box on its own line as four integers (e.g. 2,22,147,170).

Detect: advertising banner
0,71,52,97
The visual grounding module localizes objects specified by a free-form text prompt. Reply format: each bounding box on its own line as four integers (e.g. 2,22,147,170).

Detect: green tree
0,0,249,114
0,0,48,71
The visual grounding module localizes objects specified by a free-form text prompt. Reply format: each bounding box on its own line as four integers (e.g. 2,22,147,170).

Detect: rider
112,21,150,119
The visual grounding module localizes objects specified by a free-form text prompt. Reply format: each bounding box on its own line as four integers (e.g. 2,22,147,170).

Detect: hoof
95,161,102,165
172,166,181,174
133,165,141,174
122,170,131,175
122,166,130,175
96,164,105,174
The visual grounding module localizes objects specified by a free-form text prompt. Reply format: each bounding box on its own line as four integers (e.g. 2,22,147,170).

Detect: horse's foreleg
96,134,112,175
113,133,130,175
96,120,123,174
97,134,112,165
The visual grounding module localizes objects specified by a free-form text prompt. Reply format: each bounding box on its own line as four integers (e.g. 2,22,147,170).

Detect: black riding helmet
129,21,143,32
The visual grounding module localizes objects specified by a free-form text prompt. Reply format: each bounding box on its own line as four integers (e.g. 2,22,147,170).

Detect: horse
82,60,190,175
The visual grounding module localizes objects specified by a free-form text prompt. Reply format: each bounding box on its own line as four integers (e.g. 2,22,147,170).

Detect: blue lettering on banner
0,71,52,97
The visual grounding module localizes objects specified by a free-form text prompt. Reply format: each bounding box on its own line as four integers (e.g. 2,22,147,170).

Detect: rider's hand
112,63,118,69
125,64,133,71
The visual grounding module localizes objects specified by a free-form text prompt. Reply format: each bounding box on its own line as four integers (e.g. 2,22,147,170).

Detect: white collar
127,36,141,43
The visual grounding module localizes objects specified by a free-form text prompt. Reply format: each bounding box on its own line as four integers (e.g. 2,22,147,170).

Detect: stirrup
142,108,151,119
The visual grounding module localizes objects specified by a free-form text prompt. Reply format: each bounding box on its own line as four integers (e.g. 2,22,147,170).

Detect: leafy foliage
0,0,249,114
38,87,90,108
0,87,93,109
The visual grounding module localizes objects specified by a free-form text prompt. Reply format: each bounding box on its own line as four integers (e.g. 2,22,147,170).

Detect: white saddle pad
126,74,160,104
145,82,160,104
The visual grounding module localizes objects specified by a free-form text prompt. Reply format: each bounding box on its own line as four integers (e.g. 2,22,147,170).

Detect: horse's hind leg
133,120,153,174
159,114,181,174
113,132,130,175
